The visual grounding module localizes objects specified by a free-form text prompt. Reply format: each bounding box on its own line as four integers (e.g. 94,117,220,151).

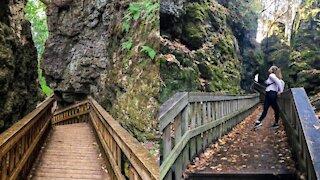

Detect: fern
141,46,156,59
121,38,133,50
122,0,159,32
122,22,130,32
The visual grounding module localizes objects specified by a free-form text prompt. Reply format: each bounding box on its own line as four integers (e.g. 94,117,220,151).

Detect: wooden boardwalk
186,106,296,178
28,123,110,180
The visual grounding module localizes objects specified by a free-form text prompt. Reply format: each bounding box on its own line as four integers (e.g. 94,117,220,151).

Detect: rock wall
260,22,291,82
43,0,159,141
0,0,41,132
260,0,320,115
261,0,320,95
160,0,259,102
289,0,320,94
43,0,112,103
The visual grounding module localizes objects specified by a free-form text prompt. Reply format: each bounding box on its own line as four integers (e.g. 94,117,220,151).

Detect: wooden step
188,171,296,180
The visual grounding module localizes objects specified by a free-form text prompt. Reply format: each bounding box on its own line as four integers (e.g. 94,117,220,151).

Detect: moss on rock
0,1,41,132
160,0,245,103
100,0,160,141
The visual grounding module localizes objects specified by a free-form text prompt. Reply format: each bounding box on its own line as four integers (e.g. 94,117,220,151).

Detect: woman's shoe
271,123,279,129
254,121,263,128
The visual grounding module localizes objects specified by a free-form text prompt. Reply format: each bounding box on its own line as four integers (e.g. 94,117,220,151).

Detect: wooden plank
174,114,182,145
160,93,189,132
174,155,182,180
30,123,110,180
53,100,89,115
9,116,51,180
160,103,258,179
1,154,8,180
0,98,54,156
90,113,124,180
189,93,259,103
52,110,90,125
129,167,139,180
190,104,196,160
163,125,172,160
89,98,159,180
181,105,189,136
196,102,202,154
281,88,320,179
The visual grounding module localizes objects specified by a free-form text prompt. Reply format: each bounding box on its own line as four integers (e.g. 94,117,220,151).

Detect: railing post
160,92,260,180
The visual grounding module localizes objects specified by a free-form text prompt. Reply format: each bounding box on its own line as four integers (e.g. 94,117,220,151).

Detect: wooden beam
160,102,259,179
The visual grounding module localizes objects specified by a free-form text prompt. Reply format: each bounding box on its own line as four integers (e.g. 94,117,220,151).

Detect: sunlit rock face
0,0,41,131
260,1,320,96
260,22,291,83
289,1,320,95
43,0,112,103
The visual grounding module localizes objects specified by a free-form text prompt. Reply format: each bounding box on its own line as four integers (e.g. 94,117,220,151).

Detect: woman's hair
270,65,283,79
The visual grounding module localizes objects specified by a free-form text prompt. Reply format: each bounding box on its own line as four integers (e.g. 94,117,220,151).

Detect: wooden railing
0,97,55,180
89,97,159,180
253,82,320,180
50,97,159,180
159,92,260,180
52,100,90,125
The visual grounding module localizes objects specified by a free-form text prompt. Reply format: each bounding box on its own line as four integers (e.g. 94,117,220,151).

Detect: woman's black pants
258,90,279,123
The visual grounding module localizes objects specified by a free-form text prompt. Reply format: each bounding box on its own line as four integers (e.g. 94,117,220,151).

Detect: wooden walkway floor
186,106,296,178
28,123,110,180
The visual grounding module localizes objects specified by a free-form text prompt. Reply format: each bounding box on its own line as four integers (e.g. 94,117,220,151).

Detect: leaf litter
185,106,297,176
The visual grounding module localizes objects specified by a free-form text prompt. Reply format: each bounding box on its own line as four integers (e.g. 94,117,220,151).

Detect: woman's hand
277,92,281,97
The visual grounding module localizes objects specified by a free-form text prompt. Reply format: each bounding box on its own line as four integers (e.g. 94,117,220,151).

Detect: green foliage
25,0,52,96
121,38,133,50
121,22,130,32
122,0,159,32
140,46,156,59
225,0,260,33
121,0,159,61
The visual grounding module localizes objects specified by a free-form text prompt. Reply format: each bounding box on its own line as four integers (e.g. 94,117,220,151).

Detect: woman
254,66,284,129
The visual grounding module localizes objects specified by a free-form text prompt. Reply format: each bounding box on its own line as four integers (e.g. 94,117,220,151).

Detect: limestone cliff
261,0,319,95
160,0,260,102
0,0,41,132
42,0,159,141
289,0,320,95
260,0,320,116
260,22,291,82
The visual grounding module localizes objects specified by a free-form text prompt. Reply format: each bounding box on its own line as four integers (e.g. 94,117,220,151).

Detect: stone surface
0,0,41,132
261,1,320,96
43,0,112,103
289,0,320,95
160,0,259,102
43,0,159,141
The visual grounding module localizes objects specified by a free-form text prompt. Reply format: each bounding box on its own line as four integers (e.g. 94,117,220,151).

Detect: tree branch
260,0,277,13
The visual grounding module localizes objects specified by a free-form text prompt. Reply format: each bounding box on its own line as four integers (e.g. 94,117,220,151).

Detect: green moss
101,0,160,142
160,60,200,103
181,3,210,49
185,2,209,23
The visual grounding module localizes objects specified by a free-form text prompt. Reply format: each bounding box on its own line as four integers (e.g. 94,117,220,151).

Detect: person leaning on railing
254,65,285,129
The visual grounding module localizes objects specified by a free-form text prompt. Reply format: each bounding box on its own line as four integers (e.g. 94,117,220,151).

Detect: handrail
52,100,90,125
51,97,159,179
160,92,260,180
0,97,55,179
1,97,159,180
89,97,159,180
252,82,320,180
